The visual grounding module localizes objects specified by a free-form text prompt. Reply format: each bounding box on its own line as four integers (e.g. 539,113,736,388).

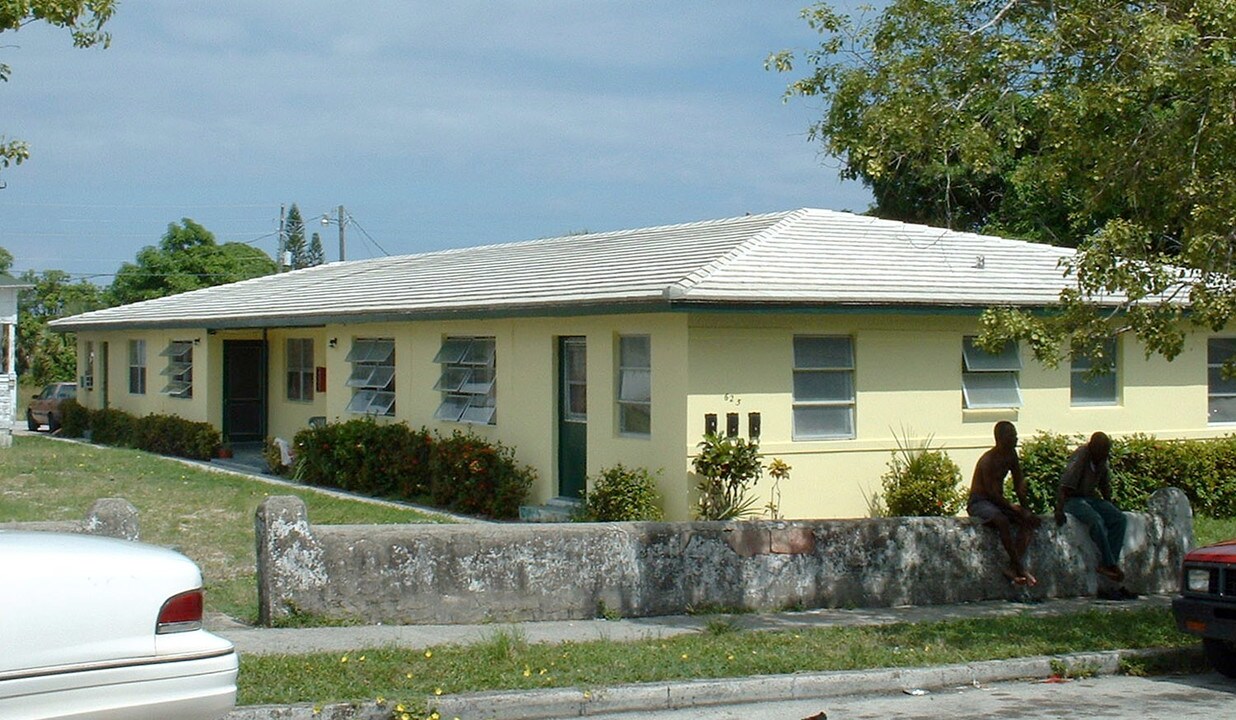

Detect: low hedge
57,399,91,438
1020,431,1236,517
56,404,221,461
292,419,534,519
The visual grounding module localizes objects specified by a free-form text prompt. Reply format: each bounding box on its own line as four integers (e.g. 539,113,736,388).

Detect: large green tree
108,218,277,305
771,0,1236,364
0,245,12,273
17,269,103,384
1,1,115,181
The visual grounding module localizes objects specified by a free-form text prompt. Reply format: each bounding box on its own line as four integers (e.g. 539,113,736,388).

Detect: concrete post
255,495,326,626
84,498,140,541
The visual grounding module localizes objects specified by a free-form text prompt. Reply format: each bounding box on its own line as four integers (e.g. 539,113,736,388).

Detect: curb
224,646,1202,720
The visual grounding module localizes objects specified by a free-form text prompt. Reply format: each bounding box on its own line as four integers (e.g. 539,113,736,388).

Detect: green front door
98,341,109,408
557,337,587,499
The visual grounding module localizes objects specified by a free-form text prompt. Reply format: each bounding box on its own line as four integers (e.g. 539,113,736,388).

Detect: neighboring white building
0,273,28,449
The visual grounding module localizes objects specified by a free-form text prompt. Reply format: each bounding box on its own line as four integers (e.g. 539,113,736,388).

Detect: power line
346,214,391,257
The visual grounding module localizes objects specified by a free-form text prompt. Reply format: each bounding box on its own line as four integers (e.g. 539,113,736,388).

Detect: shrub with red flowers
292,418,432,499
430,430,534,519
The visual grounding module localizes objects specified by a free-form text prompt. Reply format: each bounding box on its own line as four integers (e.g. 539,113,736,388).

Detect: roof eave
49,296,1129,333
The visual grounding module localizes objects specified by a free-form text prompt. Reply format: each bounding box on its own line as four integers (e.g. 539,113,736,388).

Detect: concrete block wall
255,488,1193,626
0,497,141,541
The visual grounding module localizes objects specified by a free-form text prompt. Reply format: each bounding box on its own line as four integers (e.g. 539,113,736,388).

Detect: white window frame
962,336,1022,409
128,339,146,395
1070,337,1118,406
345,338,395,416
82,340,95,390
562,338,587,423
617,335,651,436
792,335,856,440
433,336,496,425
1208,337,1236,424
159,340,193,399
286,338,315,403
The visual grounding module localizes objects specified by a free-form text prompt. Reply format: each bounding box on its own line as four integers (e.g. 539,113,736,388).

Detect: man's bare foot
1004,567,1030,585
1097,565,1124,582
1022,571,1038,587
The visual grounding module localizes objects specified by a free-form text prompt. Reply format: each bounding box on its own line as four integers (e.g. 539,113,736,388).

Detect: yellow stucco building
51,209,1233,519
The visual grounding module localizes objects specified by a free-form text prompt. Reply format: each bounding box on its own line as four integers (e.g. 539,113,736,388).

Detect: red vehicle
1173,539,1236,677
26,382,76,432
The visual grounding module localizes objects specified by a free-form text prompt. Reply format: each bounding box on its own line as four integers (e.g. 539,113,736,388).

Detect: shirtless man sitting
968,421,1042,585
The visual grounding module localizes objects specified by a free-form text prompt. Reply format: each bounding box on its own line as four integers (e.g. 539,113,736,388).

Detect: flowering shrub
429,430,534,519
878,433,964,517
293,418,433,499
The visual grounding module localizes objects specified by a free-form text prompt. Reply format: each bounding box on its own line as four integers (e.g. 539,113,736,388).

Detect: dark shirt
1059,445,1110,499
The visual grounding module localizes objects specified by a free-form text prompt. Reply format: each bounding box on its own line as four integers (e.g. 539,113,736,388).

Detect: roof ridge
331,210,802,266
662,209,809,299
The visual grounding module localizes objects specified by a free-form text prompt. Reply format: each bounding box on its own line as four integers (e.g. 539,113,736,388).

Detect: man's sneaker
1098,586,1139,601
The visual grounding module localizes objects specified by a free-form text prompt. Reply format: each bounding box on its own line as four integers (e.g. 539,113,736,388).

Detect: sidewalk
216,594,1193,720
211,594,1172,657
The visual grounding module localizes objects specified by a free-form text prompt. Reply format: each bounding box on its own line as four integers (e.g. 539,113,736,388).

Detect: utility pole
276,204,286,272
336,205,346,262
320,205,348,262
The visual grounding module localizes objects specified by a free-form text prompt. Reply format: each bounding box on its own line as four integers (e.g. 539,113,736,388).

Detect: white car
0,531,238,720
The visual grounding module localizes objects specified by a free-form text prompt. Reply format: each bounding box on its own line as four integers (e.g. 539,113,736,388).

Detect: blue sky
0,2,872,279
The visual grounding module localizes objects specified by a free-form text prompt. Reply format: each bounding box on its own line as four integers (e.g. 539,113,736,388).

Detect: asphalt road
575,672,1236,720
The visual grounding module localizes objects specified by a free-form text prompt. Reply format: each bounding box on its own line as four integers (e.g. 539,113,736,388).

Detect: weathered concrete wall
255,488,1192,626
0,497,140,541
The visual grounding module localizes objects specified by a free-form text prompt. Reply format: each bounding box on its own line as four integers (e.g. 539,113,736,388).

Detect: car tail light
157,589,204,634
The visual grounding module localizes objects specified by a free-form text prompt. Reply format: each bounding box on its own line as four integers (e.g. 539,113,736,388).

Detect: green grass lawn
238,607,1197,709
1193,514,1236,547
0,434,442,622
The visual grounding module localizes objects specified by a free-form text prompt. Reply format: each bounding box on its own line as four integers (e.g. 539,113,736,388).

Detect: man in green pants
1055,431,1136,600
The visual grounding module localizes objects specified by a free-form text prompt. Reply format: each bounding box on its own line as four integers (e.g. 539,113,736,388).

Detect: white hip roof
50,208,1111,331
